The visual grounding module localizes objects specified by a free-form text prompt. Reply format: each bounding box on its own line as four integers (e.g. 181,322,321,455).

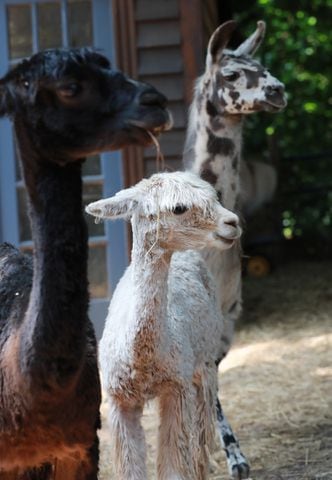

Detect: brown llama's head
0,48,172,164
197,20,287,131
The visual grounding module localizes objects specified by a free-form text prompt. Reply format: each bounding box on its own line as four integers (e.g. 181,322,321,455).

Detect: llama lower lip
214,234,235,245
149,126,164,135
263,100,287,111
126,124,161,146
128,110,172,134
125,124,161,146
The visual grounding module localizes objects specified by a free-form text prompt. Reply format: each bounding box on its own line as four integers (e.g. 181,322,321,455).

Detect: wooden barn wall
113,0,204,185
136,0,186,177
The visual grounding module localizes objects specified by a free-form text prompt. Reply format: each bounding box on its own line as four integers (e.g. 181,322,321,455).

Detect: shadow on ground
99,261,332,479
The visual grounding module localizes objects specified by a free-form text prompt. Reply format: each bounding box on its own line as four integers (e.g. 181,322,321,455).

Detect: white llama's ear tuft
86,189,139,221
233,20,266,57
206,20,237,67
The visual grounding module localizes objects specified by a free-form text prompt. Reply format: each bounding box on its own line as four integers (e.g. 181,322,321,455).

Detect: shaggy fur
0,48,170,478
183,21,287,478
87,171,241,480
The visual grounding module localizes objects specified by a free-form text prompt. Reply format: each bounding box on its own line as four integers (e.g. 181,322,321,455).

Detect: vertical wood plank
112,0,144,189
179,0,204,106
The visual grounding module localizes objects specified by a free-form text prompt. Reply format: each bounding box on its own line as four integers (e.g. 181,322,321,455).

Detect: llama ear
233,21,266,57
86,189,139,221
206,20,237,67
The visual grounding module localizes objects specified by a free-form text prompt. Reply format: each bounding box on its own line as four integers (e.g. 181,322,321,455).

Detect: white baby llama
86,171,241,480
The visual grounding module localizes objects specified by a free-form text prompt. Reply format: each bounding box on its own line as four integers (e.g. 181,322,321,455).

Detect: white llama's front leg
108,397,147,480
157,386,196,480
193,370,217,480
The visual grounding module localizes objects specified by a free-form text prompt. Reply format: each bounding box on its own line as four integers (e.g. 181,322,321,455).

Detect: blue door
0,0,128,337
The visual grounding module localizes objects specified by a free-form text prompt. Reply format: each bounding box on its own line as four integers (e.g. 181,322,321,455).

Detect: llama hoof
223,436,250,479
230,461,250,479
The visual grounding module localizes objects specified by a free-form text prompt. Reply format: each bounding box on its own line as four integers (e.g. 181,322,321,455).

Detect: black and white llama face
200,20,287,124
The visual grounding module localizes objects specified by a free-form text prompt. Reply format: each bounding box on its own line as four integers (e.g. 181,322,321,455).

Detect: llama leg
53,459,78,480
108,398,147,480
0,471,20,480
80,433,100,480
18,464,53,479
194,371,217,480
157,387,196,480
54,458,97,480
45,432,99,480
216,397,250,479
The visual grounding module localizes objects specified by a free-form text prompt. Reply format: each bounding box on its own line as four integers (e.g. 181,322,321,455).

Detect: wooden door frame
179,0,204,105
112,0,145,189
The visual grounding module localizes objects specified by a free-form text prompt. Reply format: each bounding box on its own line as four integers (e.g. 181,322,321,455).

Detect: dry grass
99,261,332,479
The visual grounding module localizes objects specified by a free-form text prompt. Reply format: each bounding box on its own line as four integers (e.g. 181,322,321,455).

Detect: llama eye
224,72,240,82
58,83,82,98
20,79,29,89
172,204,188,215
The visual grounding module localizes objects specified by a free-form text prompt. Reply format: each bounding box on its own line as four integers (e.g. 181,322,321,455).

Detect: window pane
7,5,33,59
83,155,101,176
68,1,93,47
83,183,105,236
38,3,62,50
17,187,32,242
88,245,108,298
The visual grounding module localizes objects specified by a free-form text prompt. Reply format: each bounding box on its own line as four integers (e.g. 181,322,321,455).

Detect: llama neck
16,121,88,388
184,93,244,315
185,98,243,211
130,223,171,363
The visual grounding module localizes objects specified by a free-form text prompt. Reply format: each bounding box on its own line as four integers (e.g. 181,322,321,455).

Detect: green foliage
234,0,332,251
235,0,331,155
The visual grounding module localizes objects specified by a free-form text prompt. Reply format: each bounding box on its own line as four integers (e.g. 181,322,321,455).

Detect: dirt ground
99,260,332,479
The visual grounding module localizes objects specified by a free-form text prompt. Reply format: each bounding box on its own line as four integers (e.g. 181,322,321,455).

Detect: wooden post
112,0,145,189
179,0,204,106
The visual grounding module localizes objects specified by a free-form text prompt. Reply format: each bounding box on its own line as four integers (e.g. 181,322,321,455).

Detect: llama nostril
274,85,284,96
139,88,168,109
266,84,284,96
224,218,238,228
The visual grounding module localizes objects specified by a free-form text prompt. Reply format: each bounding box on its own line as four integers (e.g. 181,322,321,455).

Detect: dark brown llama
0,48,170,479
